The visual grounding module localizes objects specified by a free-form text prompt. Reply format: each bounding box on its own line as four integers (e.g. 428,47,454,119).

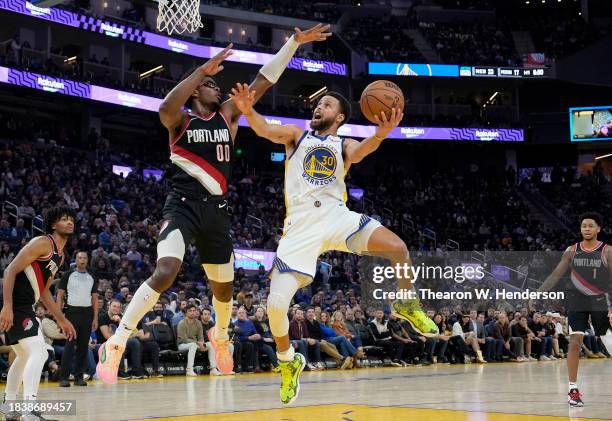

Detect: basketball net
157,0,203,35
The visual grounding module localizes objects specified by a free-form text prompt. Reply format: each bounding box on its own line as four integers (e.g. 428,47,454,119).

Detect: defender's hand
200,43,233,76
229,83,256,115
294,23,332,44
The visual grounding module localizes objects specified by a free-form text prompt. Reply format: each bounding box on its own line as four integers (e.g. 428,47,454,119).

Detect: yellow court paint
130,404,608,421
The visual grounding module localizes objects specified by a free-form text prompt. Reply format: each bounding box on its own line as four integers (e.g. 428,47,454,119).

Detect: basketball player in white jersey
96,25,331,383
229,83,438,404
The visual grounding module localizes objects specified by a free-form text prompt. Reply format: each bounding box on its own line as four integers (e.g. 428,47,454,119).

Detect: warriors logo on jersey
302,146,338,185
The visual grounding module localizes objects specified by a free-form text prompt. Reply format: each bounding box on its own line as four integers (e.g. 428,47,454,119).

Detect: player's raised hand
0,307,13,332
373,108,403,140
200,43,233,76
228,83,256,114
294,23,332,44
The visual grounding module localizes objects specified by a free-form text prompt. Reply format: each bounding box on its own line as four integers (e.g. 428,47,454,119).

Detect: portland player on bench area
96,24,331,382
229,83,438,404
0,207,77,421
536,212,611,407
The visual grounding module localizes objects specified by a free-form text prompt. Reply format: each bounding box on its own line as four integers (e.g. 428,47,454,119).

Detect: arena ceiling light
308,86,328,101
139,65,164,79
63,56,77,63
595,153,612,160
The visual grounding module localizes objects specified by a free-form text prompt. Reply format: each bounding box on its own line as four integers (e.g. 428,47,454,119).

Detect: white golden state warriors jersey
285,131,347,209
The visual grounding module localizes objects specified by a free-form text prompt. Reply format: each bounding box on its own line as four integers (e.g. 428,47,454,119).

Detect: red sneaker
208,329,234,375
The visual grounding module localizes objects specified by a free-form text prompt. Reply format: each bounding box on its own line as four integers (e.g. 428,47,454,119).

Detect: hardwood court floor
12,359,612,421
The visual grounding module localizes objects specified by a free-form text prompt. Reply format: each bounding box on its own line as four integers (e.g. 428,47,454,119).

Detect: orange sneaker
208,329,233,374
96,341,125,385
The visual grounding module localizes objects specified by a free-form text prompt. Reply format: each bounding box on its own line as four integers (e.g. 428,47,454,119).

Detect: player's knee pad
21,340,47,365
267,291,291,335
203,254,235,283
157,228,185,262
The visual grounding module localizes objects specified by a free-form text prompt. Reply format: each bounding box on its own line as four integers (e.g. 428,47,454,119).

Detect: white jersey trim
170,153,223,195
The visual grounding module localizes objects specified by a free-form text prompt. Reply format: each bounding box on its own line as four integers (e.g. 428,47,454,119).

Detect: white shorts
274,201,381,279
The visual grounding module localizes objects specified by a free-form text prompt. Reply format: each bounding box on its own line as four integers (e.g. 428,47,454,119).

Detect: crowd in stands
342,7,605,65
343,16,425,63
0,105,610,379
522,164,612,236
519,14,608,60
419,21,521,67
434,0,494,10
201,0,349,23
4,272,610,381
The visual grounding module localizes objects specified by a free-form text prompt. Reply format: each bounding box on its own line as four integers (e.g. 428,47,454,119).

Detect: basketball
359,80,405,124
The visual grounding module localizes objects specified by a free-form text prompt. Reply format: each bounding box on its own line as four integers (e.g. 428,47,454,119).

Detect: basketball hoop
157,0,203,35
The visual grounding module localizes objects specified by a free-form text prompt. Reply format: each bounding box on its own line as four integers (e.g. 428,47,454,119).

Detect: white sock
569,382,578,392
112,282,159,346
212,296,230,340
277,346,295,362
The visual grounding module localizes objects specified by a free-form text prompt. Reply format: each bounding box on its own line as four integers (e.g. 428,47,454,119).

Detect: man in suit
471,310,493,362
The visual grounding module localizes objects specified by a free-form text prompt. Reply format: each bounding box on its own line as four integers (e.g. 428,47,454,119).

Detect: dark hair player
0,207,77,420
536,211,611,407
96,24,332,384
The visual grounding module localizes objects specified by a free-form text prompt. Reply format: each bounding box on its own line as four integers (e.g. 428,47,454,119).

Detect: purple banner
0,66,523,142
90,86,161,112
7,68,91,97
0,1,346,76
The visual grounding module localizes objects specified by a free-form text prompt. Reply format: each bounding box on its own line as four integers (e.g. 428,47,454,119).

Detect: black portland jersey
169,111,233,197
569,241,609,296
14,235,63,307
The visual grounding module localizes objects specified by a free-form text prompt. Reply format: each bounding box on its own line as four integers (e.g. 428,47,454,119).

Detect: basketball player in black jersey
0,207,77,420
96,24,332,382
537,212,611,407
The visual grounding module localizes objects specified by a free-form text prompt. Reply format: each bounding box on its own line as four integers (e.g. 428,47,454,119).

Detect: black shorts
568,310,610,336
159,192,233,264
5,306,39,346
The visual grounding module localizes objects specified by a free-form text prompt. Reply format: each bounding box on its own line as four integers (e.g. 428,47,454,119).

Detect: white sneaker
539,355,550,361
83,373,91,381
341,357,352,370
186,369,197,377
316,362,326,370
210,368,221,376
528,356,537,362
307,363,317,371
549,355,557,360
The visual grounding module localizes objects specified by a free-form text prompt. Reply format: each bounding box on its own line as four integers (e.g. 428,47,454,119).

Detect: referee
57,250,98,387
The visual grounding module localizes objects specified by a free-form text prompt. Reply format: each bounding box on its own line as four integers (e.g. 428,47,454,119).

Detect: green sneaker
278,352,306,405
392,299,438,337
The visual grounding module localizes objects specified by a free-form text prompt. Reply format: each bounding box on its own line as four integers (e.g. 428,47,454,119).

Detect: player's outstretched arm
221,24,332,124
344,108,403,164
539,248,573,292
229,83,302,145
159,44,233,130
0,236,52,331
